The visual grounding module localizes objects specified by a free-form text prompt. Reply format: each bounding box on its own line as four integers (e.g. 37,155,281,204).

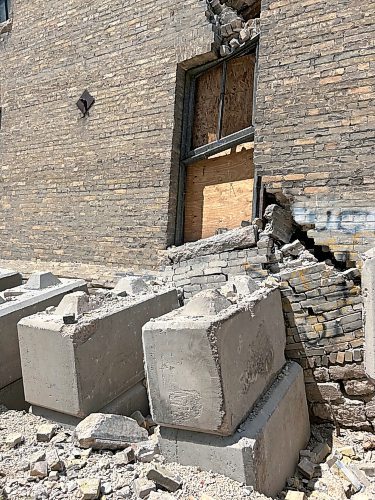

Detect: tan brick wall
0,0,215,270
255,0,375,264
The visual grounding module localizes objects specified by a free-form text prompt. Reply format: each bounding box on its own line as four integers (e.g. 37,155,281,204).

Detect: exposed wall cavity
205,0,260,56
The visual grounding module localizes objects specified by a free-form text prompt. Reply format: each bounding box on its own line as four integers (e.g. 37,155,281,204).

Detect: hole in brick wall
293,225,347,271
262,190,350,270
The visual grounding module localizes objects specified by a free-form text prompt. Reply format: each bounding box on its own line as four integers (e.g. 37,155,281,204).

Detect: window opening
177,38,259,244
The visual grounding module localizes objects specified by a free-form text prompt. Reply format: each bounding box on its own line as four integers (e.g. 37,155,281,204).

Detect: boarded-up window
221,54,255,138
192,65,222,149
184,146,254,242
191,54,255,150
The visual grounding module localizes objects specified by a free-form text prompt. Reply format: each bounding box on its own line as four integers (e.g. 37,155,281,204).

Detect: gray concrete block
0,276,87,391
158,362,310,497
143,288,286,436
31,380,149,427
0,379,28,411
363,248,375,381
18,289,178,418
0,268,22,293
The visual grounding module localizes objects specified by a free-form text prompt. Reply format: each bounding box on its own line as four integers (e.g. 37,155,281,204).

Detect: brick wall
278,263,372,430
0,0,215,270
255,0,375,265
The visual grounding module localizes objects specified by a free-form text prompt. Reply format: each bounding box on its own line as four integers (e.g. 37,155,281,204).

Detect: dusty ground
0,407,270,500
0,406,375,500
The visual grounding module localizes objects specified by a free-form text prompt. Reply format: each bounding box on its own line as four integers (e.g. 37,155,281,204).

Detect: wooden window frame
175,35,260,245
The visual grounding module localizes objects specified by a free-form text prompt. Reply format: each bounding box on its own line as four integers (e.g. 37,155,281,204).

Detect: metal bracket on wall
76,90,95,118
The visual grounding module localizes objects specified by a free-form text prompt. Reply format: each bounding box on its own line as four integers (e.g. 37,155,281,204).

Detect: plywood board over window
221,54,255,138
192,64,222,149
184,145,254,242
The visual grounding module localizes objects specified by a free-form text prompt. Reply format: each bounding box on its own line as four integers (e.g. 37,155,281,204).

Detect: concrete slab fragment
159,362,310,497
167,225,257,263
18,289,178,418
0,268,22,293
0,276,87,392
363,248,375,381
143,287,286,436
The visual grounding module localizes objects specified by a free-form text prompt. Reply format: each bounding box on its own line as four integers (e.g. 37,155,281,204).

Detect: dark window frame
181,34,259,164
175,35,260,245
0,0,9,22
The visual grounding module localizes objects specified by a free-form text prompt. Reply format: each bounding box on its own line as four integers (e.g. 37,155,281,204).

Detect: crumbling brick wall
278,264,373,430
0,0,215,270
255,0,375,265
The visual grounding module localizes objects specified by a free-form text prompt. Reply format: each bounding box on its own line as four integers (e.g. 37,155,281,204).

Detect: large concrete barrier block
0,268,22,292
143,287,286,436
0,273,87,391
363,248,375,381
18,288,179,418
159,362,310,497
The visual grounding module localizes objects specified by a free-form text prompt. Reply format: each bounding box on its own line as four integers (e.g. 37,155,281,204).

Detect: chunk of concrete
55,291,91,317
18,289,178,418
30,461,48,478
159,362,310,497
221,275,259,298
113,276,150,296
167,225,257,263
0,277,87,394
143,288,286,436
362,248,375,381
264,204,295,243
133,478,156,499
0,269,22,292
181,289,231,316
75,413,148,450
24,272,61,290
36,424,58,442
146,466,182,492
77,478,101,500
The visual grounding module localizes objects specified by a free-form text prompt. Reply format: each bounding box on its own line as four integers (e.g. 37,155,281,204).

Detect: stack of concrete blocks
18,279,179,425
0,272,87,409
142,284,310,496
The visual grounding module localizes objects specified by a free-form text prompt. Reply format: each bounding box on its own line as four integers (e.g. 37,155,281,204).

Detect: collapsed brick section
164,202,374,431
277,264,373,430
206,0,260,55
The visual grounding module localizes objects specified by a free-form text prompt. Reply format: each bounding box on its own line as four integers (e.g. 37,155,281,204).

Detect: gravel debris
0,408,270,500
1,407,375,500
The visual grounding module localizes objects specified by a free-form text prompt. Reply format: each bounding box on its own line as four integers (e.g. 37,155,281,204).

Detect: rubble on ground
0,408,271,500
1,407,375,499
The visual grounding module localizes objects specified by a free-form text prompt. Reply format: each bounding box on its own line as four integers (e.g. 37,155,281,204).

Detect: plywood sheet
191,64,222,149
184,146,254,242
221,54,255,138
